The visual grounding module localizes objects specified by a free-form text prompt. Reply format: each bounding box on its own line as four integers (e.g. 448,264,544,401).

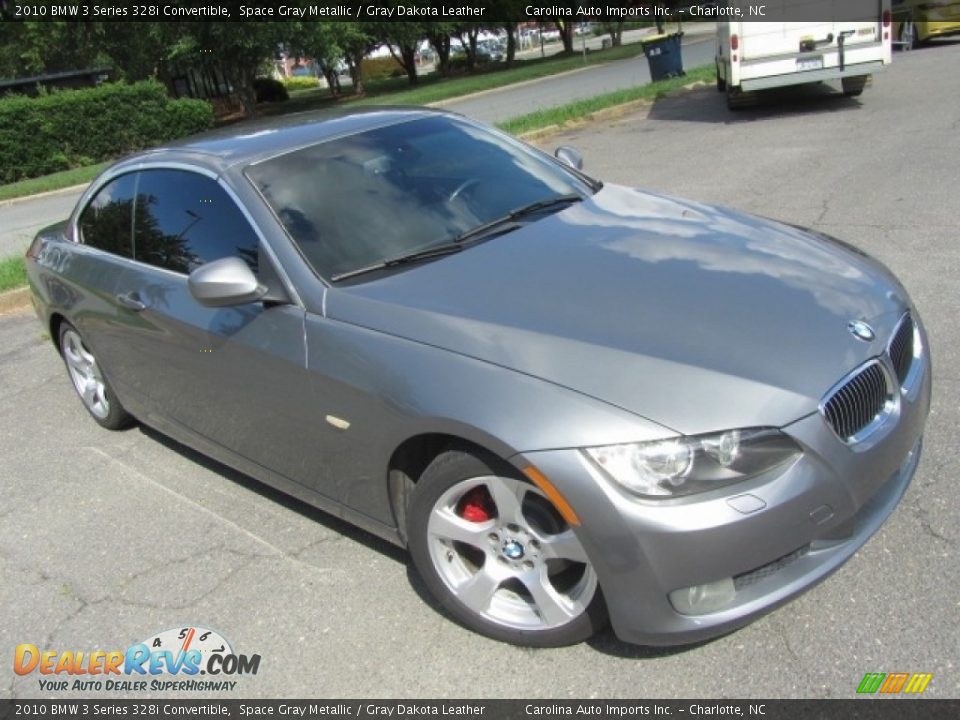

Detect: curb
0,287,31,315
519,79,710,143
0,183,87,208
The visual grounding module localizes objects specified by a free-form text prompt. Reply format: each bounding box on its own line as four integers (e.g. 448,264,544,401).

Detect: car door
109,167,331,494
67,173,142,387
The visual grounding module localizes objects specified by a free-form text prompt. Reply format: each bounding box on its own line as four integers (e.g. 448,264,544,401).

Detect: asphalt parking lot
3,40,958,700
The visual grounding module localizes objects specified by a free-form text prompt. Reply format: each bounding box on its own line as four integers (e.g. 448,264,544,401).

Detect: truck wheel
716,65,727,92
726,87,751,110
842,75,868,97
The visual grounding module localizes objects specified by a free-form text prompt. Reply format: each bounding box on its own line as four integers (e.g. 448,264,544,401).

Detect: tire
407,447,607,647
726,86,752,110
898,22,915,51
716,66,727,92
841,75,868,97
59,322,134,430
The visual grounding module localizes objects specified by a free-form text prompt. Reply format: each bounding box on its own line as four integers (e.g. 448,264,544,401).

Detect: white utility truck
715,1,893,108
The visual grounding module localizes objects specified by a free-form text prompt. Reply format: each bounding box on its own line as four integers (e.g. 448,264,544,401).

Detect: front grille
734,544,810,591
888,314,914,385
822,362,891,441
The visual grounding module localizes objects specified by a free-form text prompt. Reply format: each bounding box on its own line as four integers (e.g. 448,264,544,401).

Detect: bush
253,77,289,103
282,76,319,91
0,80,214,184
361,56,403,83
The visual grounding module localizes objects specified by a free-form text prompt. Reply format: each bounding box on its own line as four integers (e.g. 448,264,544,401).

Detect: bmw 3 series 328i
25,108,931,647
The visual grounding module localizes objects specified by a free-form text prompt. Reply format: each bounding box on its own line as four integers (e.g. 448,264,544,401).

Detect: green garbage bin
641,32,685,81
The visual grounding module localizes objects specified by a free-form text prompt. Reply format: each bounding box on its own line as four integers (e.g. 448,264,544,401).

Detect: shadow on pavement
648,83,864,125
137,424,409,565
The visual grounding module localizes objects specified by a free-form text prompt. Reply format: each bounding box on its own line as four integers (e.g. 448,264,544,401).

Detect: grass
499,64,713,135
0,256,27,293
0,162,109,203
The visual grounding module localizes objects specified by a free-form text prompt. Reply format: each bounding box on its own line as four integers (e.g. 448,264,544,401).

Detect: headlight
583,428,801,498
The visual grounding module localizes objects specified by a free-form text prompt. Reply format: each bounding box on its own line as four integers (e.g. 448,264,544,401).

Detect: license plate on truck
797,56,824,71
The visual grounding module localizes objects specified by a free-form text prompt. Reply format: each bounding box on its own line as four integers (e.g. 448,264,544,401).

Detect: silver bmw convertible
26,108,930,647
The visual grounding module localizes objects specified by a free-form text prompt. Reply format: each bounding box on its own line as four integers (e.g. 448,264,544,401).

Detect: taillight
731,34,739,51
882,10,891,27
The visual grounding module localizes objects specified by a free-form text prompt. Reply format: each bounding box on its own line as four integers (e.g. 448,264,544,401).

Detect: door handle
115,292,146,311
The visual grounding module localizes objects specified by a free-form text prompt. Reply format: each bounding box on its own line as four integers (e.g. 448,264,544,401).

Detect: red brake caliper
459,487,494,523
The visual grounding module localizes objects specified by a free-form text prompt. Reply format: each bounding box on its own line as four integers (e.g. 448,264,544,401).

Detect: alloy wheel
426,474,597,631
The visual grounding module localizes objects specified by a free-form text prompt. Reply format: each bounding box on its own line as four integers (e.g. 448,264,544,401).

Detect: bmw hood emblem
848,320,876,342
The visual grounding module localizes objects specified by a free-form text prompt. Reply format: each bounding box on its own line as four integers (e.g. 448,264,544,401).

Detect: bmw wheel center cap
502,540,525,560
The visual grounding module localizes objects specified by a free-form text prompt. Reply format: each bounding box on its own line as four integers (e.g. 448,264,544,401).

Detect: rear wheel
841,75,868,97
407,448,607,646
716,65,727,92
59,322,133,430
726,86,752,110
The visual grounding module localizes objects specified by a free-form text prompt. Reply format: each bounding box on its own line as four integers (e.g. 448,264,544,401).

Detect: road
3,39,959,700
437,30,716,124
0,28,715,261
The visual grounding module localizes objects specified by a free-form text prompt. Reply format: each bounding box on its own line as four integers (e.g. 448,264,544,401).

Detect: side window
133,169,259,275
78,174,137,258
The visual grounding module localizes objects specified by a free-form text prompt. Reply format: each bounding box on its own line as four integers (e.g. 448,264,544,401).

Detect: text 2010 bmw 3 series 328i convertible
26,108,930,647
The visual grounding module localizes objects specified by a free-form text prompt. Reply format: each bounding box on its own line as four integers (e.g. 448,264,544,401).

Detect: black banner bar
0,1,896,23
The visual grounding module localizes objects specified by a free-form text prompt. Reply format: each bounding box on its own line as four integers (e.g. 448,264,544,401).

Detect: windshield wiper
508,193,583,219
330,242,465,282
331,194,584,283
450,193,584,246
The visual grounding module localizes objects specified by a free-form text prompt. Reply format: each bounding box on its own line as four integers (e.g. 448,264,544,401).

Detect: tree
340,23,381,95
502,22,518,66
289,20,345,97
601,21,626,48
455,22,484,71
93,22,169,82
0,21,105,79
165,22,284,117
555,20,576,54
372,21,425,86
423,22,456,76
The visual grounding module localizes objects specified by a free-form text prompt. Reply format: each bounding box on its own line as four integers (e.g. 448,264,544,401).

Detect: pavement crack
910,502,955,546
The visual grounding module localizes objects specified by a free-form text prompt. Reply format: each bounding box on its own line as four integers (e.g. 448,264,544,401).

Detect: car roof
109,106,451,176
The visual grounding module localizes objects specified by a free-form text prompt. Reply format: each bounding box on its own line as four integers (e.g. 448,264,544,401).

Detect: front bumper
516,333,931,646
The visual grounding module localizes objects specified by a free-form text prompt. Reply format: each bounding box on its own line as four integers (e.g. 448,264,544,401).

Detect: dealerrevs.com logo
14,626,260,692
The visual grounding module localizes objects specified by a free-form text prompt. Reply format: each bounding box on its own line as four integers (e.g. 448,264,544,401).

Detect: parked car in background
26,108,930,648
893,0,960,48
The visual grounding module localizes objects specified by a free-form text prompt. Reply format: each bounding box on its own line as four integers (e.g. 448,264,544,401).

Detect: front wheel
59,322,134,430
407,448,607,646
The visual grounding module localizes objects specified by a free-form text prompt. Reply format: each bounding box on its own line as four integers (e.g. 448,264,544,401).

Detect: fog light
669,578,736,615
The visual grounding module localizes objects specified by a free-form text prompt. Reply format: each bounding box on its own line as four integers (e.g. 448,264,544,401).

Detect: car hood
328,184,912,436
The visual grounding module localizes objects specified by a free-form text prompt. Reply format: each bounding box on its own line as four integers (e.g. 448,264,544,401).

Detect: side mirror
188,257,266,308
554,145,584,171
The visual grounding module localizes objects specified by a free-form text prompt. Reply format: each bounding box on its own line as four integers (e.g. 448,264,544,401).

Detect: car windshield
245,115,593,281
